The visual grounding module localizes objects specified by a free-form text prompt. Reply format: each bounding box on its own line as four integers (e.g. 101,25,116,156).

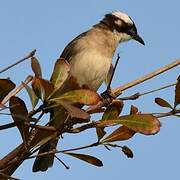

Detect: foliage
0,51,179,179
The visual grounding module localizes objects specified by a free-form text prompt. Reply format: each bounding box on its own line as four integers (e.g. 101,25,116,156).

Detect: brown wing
60,31,88,61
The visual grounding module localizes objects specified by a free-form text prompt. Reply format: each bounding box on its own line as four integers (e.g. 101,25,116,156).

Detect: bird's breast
69,50,111,91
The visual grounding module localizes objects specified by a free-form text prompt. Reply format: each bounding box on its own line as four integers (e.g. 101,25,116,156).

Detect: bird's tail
32,107,68,172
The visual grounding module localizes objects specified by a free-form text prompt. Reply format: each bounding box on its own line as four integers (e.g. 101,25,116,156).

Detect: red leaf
31,57,42,77
50,89,101,105
97,114,161,135
121,146,133,158
0,79,16,103
9,96,29,142
101,126,135,143
65,152,103,167
32,77,54,101
155,97,172,109
174,75,180,107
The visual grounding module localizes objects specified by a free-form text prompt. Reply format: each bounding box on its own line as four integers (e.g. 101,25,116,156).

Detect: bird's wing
60,31,88,61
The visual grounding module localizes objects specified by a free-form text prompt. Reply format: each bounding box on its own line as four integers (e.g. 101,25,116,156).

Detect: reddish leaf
32,77,54,101
96,100,123,141
121,146,133,158
50,58,70,89
96,127,106,141
29,129,56,149
24,84,39,108
155,97,172,109
0,79,16,103
174,75,180,107
57,100,90,120
102,100,123,120
130,105,138,114
50,89,101,105
9,96,29,142
97,114,161,135
101,126,135,143
65,152,103,167
31,57,42,77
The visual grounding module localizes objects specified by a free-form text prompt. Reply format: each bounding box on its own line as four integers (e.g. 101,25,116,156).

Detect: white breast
69,49,111,91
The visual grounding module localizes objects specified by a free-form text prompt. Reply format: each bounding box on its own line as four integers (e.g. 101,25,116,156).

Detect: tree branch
0,75,33,106
112,59,180,96
0,49,36,74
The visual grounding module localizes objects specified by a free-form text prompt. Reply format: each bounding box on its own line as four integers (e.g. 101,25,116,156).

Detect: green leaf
9,96,29,142
24,84,39,108
97,114,161,135
50,58,70,89
121,146,133,158
50,89,101,105
32,77,54,101
155,97,172,109
0,79,16,103
65,152,103,167
101,126,135,143
174,75,180,107
31,57,42,77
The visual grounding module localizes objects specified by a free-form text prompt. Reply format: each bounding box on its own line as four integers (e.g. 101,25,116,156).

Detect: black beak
133,34,145,45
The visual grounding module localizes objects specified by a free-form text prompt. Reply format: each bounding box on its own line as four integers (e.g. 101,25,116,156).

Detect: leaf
97,114,161,135
121,146,133,158
65,152,103,167
96,127,106,141
101,126,135,143
155,97,172,109
50,58,70,89
31,57,42,77
174,75,180,107
56,100,90,120
50,89,101,105
29,129,57,149
24,84,39,108
0,79,16,103
105,64,114,86
102,100,123,121
96,100,123,141
9,96,29,142
130,105,138,114
32,77,54,101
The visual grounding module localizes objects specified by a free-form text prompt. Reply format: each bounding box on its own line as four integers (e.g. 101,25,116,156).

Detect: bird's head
101,11,145,45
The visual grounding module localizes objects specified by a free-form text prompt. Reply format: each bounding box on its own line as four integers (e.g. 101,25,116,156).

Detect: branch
87,59,180,112
0,49,36,74
0,75,33,106
112,59,180,96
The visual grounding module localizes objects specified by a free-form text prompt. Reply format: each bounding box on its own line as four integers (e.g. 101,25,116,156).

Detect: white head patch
112,11,133,25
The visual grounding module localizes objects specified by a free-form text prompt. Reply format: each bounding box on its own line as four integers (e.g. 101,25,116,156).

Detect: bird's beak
133,34,145,45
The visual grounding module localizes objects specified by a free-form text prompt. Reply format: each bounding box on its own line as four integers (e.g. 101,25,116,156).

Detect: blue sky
0,0,180,180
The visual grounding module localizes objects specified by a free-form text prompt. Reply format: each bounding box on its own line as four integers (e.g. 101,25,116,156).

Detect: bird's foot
101,89,116,99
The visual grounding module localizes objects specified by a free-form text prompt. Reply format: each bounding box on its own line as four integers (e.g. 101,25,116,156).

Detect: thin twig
118,83,176,101
112,59,180,96
107,53,120,90
55,155,70,169
0,75,33,106
0,49,36,74
28,142,99,159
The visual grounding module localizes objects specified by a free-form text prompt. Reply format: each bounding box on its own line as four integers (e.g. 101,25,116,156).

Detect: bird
32,10,145,172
